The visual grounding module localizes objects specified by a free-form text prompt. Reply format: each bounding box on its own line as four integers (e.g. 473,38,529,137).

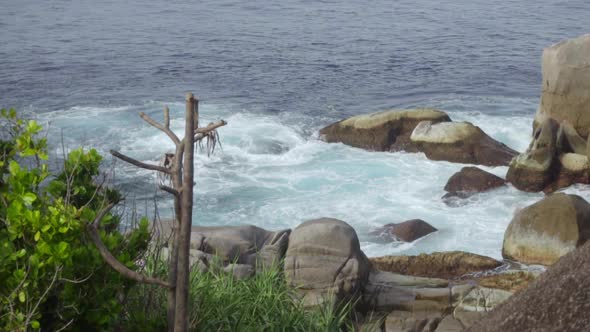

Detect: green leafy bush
0,109,150,331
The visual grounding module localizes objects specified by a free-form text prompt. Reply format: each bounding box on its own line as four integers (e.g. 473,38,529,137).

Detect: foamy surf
37,96,590,260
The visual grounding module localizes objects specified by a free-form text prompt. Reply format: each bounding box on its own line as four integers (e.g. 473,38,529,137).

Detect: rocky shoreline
156,34,590,331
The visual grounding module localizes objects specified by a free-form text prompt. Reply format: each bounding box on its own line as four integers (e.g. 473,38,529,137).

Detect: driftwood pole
87,92,226,332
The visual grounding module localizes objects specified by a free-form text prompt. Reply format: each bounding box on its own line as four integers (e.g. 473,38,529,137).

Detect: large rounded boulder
284,218,371,306
502,193,590,265
533,34,590,138
319,109,450,151
410,121,518,166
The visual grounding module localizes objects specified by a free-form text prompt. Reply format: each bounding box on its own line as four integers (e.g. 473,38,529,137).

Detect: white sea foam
38,97,590,260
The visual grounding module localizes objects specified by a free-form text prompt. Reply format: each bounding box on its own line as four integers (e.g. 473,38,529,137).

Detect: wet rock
467,240,590,332
506,118,559,192
410,121,518,166
443,167,506,200
319,109,451,151
370,251,502,279
543,152,590,192
502,193,590,265
284,218,370,306
533,34,590,138
369,219,437,242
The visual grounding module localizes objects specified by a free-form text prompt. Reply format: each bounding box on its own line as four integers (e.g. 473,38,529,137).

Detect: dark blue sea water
1,0,589,258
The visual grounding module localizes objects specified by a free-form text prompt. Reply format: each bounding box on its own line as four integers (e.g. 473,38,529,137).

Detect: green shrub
0,109,150,331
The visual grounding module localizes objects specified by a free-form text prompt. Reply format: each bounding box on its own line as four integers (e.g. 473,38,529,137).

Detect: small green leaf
18,291,25,303
22,192,37,205
31,320,40,329
57,241,68,254
8,160,20,175
34,231,40,241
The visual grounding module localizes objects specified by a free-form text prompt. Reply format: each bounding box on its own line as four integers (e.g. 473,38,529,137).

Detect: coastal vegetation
0,108,356,331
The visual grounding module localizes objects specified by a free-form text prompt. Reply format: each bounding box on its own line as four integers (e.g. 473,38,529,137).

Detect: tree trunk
173,93,196,331
167,142,184,332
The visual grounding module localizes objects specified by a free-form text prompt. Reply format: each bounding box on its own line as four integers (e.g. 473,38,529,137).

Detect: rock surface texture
369,219,438,242
410,121,518,166
190,225,291,270
370,251,502,279
467,240,590,332
502,193,590,265
284,218,371,306
319,109,451,152
509,34,590,193
533,34,590,138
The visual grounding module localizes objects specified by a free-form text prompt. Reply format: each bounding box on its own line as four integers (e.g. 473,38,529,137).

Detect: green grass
121,255,357,332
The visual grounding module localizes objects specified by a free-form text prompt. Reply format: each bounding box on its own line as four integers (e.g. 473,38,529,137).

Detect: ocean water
2,0,590,259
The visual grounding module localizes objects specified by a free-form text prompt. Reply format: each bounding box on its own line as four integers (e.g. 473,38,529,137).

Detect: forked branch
110,150,171,174
140,110,181,145
87,203,171,288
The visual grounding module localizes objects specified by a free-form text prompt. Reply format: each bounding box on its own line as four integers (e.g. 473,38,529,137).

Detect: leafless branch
60,272,95,284
194,120,227,135
139,111,180,145
54,319,75,332
25,267,61,328
164,106,170,129
159,185,180,197
87,203,171,289
110,150,171,174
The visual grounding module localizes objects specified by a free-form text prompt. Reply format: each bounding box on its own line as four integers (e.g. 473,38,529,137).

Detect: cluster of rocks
173,199,590,331
320,109,517,167
162,218,526,332
321,34,590,199
313,34,589,330
156,34,590,331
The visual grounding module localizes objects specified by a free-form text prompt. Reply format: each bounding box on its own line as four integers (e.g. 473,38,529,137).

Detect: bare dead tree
87,93,226,332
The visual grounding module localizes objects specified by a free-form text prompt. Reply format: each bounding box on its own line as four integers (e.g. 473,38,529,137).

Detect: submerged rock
443,166,506,200
467,240,590,332
369,251,502,279
284,218,370,306
502,193,590,265
533,34,590,138
410,121,518,166
319,109,451,151
369,219,437,242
